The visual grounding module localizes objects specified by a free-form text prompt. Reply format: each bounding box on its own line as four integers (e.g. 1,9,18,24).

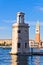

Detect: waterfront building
10,12,29,54
29,40,35,48
0,39,12,46
29,40,40,48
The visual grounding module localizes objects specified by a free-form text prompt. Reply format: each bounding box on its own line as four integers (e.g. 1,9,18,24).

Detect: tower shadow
11,55,29,65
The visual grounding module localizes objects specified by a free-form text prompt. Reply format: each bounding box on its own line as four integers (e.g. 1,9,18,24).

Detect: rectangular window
18,30,21,33
25,43,27,48
18,43,20,48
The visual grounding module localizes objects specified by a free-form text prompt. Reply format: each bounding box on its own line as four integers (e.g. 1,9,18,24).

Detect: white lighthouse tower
10,12,29,54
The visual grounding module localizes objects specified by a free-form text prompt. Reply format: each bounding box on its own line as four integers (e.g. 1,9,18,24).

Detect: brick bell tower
35,21,40,47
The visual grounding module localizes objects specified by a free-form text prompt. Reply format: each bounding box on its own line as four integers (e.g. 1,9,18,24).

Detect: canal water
0,48,43,65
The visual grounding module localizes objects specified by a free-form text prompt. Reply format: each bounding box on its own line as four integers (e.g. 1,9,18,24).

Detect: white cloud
40,7,43,11
2,19,43,26
2,19,16,24
0,27,5,30
0,26,11,30
34,6,43,11
25,21,36,26
26,20,43,26
40,22,43,26
39,7,43,11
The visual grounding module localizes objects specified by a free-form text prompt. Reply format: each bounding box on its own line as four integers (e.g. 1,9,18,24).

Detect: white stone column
17,15,20,23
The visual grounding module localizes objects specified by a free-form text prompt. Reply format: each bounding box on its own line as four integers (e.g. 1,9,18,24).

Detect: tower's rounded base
9,51,18,55
9,51,30,55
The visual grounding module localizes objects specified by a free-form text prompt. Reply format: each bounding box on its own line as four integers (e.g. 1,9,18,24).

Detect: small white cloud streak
0,26,11,30
2,19,16,24
0,27,5,30
26,21,43,26
0,20,43,31
39,7,43,11
34,6,43,11
25,21,36,25
2,19,43,26
0,19,16,30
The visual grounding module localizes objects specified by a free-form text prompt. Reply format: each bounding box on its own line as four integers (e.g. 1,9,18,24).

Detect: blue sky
0,0,43,41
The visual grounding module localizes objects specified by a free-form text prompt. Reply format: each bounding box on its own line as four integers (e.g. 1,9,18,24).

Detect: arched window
18,43,20,48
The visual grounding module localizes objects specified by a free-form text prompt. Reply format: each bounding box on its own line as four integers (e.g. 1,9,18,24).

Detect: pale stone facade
29,40,35,48
0,39,12,45
0,39,43,48
29,40,40,48
10,12,29,54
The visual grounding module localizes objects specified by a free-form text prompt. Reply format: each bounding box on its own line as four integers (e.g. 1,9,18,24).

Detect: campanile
35,21,40,44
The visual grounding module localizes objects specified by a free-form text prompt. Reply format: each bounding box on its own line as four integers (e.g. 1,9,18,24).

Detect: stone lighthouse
35,21,40,47
10,12,29,54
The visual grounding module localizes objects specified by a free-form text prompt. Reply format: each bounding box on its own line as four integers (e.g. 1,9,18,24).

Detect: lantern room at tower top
17,12,25,23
